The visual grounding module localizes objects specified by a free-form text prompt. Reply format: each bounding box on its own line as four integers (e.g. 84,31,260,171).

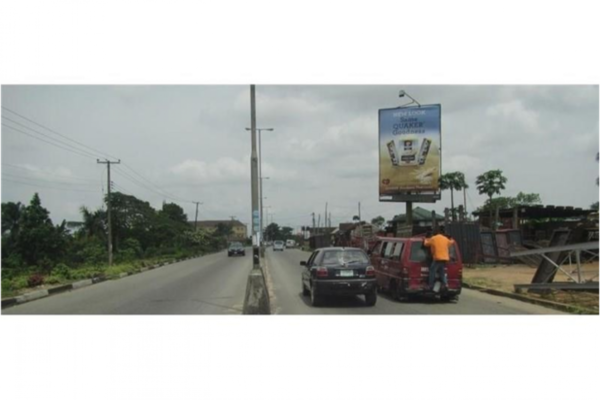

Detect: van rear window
409,241,457,263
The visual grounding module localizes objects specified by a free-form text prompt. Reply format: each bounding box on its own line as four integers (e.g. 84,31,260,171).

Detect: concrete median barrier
17,289,49,303
72,279,93,289
242,268,271,315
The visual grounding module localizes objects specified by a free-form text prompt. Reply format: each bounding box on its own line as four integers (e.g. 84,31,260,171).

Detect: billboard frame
378,103,442,203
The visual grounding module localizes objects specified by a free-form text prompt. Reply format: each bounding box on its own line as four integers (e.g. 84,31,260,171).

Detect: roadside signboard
379,104,442,202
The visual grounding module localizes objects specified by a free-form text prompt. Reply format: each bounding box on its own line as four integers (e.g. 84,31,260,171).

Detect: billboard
378,104,441,202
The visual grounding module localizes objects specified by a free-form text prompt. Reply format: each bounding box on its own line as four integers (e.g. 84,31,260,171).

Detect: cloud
169,157,250,184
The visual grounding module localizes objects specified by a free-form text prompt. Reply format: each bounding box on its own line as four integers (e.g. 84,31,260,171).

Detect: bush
44,276,61,285
52,263,72,279
27,273,44,288
11,276,29,290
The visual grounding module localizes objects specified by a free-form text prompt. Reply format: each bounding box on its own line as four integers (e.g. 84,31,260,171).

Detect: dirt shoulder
463,262,599,313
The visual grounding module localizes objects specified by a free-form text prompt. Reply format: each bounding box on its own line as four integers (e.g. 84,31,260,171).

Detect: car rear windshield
321,250,369,266
274,241,283,245
230,243,243,248
409,241,457,263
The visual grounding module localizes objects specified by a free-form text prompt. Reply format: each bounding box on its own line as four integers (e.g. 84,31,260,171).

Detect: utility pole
194,202,203,231
325,202,328,230
312,212,316,236
329,212,332,228
358,202,361,222
97,159,120,266
250,85,260,268
242,84,270,314
317,214,321,233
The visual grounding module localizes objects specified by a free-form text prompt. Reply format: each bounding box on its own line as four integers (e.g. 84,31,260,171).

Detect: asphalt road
3,250,252,315
266,248,566,315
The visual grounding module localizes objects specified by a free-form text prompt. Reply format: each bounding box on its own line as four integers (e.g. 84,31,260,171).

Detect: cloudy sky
1,85,598,230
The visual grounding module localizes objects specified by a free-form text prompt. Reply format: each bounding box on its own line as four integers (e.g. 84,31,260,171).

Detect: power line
2,163,97,182
2,172,97,187
121,162,192,203
2,177,100,193
112,168,193,205
2,122,97,160
1,106,119,160
2,115,103,159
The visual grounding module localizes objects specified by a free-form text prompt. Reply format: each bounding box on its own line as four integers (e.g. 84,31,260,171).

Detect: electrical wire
2,163,97,182
2,123,98,160
2,177,100,193
2,172,97,187
2,115,102,159
121,162,193,203
1,106,119,160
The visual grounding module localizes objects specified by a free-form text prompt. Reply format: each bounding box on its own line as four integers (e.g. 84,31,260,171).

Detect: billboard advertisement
378,104,441,202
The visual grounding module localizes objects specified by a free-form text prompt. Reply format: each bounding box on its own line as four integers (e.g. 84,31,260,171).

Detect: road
265,248,565,315
3,247,566,315
3,250,251,315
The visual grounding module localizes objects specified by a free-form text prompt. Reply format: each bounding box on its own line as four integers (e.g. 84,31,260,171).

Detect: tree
159,202,188,225
591,202,599,211
352,215,360,222
280,226,294,240
108,192,158,251
264,223,280,242
79,206,107,240
514,192,542,206
476,170,508,229
371,216,386,231
14,193,67,269
2,201,23,236
439,172,468,220
214,223,233,238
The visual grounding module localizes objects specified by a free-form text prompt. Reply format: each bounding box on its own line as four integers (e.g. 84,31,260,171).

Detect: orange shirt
423,234,454,261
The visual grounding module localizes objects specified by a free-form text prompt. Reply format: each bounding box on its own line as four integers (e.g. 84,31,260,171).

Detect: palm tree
454,171,469,217
439,172,464,221
475,170,508,229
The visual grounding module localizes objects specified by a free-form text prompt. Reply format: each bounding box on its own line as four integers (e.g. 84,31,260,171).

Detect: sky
1,85,598,231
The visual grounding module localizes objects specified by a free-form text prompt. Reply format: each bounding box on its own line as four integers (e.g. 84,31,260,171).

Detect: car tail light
316,267,328,278
366,266,375,277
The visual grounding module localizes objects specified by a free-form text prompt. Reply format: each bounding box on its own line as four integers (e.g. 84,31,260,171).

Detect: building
388,207,444,231
189,220,248,241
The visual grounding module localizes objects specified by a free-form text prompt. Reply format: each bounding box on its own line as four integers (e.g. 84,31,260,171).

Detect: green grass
1,250,215,299
464,277,504,289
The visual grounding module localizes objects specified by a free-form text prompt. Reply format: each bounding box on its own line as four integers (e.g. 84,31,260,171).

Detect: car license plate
339,270,354,277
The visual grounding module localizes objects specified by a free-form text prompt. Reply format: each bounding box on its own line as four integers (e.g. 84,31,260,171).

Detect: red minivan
369,236,462,302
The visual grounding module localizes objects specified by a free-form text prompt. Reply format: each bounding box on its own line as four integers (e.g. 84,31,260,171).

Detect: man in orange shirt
423,227,454,291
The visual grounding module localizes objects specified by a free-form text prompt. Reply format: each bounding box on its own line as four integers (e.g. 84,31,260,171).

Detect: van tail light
366,266,375,277
316,267,329,278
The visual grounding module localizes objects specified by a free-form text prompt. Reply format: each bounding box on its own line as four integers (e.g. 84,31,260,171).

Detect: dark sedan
301,247,377,307
227,242,246,257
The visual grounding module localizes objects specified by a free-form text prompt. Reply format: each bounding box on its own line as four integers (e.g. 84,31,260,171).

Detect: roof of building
190,220,246,228
391,207,444,223
472,205,593,219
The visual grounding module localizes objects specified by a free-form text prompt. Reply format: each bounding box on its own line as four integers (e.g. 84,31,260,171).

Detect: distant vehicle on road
301,247,377,307
227,242,246,257
285,239,296,248
368,236,462,302
273,240,285,251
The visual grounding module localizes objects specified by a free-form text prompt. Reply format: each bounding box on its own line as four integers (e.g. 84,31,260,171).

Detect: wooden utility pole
194,202,203,230
358,202,361,222
97,159,120,266
325,202,328,229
